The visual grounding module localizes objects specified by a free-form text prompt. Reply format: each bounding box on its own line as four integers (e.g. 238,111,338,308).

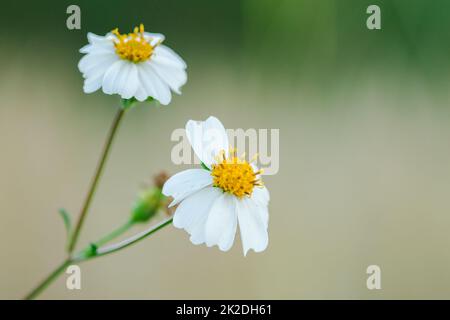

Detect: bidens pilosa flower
78,24,187,105
163,117,270,255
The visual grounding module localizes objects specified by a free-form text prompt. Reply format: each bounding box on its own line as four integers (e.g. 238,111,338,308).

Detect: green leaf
201,162,210,171
58,208,71,236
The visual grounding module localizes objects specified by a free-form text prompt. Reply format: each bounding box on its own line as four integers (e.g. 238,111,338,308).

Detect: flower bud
130,172,170,223
130,187,166,223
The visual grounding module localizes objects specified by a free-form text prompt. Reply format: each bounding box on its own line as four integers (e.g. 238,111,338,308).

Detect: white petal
237,197,269,256
83,74,104,93
102,60,126,95
149,60,187,94
185,116,229,167
144,32,165,46
251,187,270,228
80,55,119,94
116,63,139,99
173,187,222,245
205,193,238,251
134,85,147,102
79,44,92,54
80,54,118,79
153,45,187,69
80,43,114,55
78,52,116,75
252,186,270,207
139,62,172,105
80,33,114,54
87,32,109,44
162,169,213,207
136,66,156,101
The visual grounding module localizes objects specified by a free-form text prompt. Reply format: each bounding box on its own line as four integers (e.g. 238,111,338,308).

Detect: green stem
94,220,134,247
24,259,72,300
87,217,173,260
68,108,126,253
24,217,173,299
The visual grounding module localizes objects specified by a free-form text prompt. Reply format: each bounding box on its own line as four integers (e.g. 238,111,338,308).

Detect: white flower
163,116,270,255
78,24,187,105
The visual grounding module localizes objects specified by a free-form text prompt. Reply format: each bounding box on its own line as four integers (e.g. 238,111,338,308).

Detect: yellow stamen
111,24,156,63
211,149,263,198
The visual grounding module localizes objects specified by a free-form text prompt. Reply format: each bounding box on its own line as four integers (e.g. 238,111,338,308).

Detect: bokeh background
1,0,450,299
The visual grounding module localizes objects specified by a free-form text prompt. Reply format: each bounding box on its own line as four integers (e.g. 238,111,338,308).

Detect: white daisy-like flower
78,24,187,105
163,116,270,255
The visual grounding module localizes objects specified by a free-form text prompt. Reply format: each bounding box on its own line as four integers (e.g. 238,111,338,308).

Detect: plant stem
24,259,72,300
93,217,173,259
94,220,134,247
68,108,126,253
24,217,173,299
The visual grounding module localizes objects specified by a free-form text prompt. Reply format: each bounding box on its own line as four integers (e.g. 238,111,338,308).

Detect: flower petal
101,60,138,98
83,74,104,94
252,186,270,207
185,116,229,167
144,32,165,47
153,45,187,69
237,197,269,256
78,52,116,75
149,59,187,94
139,62,172,105
172,187,222,245
134,85,147,102
254,202,269,230
116,63,139,99
80,33,114,54
205,193,238,251
102,60,126,95
162,169,213,207
81,55,118,81
87,32,109,44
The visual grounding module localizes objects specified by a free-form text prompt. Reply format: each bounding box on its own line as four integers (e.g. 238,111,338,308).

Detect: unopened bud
130,187,166,223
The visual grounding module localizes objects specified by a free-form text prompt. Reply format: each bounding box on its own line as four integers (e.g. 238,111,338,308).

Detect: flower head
163,117,270,255
78,24,187,105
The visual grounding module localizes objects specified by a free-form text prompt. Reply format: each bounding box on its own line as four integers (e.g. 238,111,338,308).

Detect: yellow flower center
111,24,157,63
211,149,263,198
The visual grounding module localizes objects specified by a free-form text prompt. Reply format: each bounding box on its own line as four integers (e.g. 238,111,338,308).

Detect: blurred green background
1,0,450,299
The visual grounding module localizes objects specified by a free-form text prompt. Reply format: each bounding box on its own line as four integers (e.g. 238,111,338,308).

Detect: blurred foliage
1,0,449,88
0,0,243,54
242,0,450,81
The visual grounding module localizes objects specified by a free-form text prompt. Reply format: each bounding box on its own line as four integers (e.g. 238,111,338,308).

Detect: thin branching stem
24,217,173,299
68,108,126,253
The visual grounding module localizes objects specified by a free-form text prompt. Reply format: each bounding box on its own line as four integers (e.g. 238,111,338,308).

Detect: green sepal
201,162,210,171
121,98,138,109
121,96,156,110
